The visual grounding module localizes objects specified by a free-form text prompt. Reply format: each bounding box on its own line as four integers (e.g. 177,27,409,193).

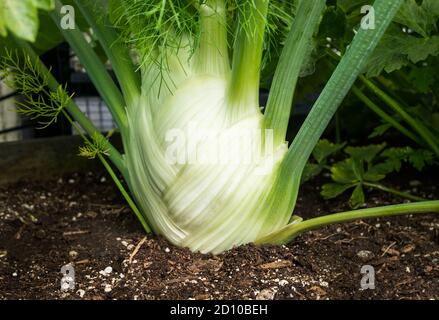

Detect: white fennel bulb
125,51,289,254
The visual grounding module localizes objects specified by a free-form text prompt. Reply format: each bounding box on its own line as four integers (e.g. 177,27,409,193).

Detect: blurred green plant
304,140,435,209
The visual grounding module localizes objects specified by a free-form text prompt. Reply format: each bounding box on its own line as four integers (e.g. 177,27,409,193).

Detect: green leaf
2,0,39,42
408,65,438,93
32,11,63,53
349,184,365,208
331,158,362,184
369,123,391,138
364,164,388,181
317,5,347,41
394,0,438,38
365,27,439,77
364,0,439,78
0,8,6,38
337,0,369,13
345,143,386,163
302,163,323,183
312,139,345,163
0,0,54,42
381,146,435,171
321,183,356,199
35,0,55,10
408,149,435,170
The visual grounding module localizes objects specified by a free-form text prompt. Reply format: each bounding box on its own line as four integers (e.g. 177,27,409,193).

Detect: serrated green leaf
408,65,438,93
394,0,438,38
369,123,391,138
345,143,386,163
317,5,347,41
381,146,434,172
408,150,435,170
302,163,323,183
364,0,439,78
331,158,361,184
364,164,388,181
349,184,365,208
321,183,356,199
312,139,345,163
365,29,439,77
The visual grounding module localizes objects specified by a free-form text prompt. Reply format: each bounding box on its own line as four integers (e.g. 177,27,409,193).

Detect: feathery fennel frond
79,133,111,159
112,0,295,71
0,50,50,95
0,50,73,129
113,0,199,67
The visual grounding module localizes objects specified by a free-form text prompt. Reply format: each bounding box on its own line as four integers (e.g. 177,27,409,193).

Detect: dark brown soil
0,169,438,300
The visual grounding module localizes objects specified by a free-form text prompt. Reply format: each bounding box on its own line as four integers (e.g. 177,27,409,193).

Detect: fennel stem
228,0,269,117
257,200,439,245
50,0,128,132
63,111,152,233
73,0,141,108
359,75,439,157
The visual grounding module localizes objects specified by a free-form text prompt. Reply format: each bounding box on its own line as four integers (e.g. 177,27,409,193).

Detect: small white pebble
279,280,289,286
406,267,411,273
22,204,34,211
104,266,113,274
165,247,170,253
121,241,128,247
12,272,17,277
357,250,374,261
68,179,75,184
100,177,107,183
127,244,135,251
69,250,78,259
77,289,85,298
256,288,276,300
104,285,112,293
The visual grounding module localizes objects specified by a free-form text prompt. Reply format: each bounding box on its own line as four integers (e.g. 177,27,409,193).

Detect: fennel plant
0,0,438,254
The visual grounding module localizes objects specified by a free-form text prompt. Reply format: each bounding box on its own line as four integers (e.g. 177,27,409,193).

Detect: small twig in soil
14,224,26,240
129,236,147,264
312,232,340,241
334,236,368,244
75,259,90,265
63,230,90,236
381,241,397,257
259,260,292,270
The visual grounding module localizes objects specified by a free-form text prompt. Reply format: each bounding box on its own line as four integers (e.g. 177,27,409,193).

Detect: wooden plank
0,135,110,185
